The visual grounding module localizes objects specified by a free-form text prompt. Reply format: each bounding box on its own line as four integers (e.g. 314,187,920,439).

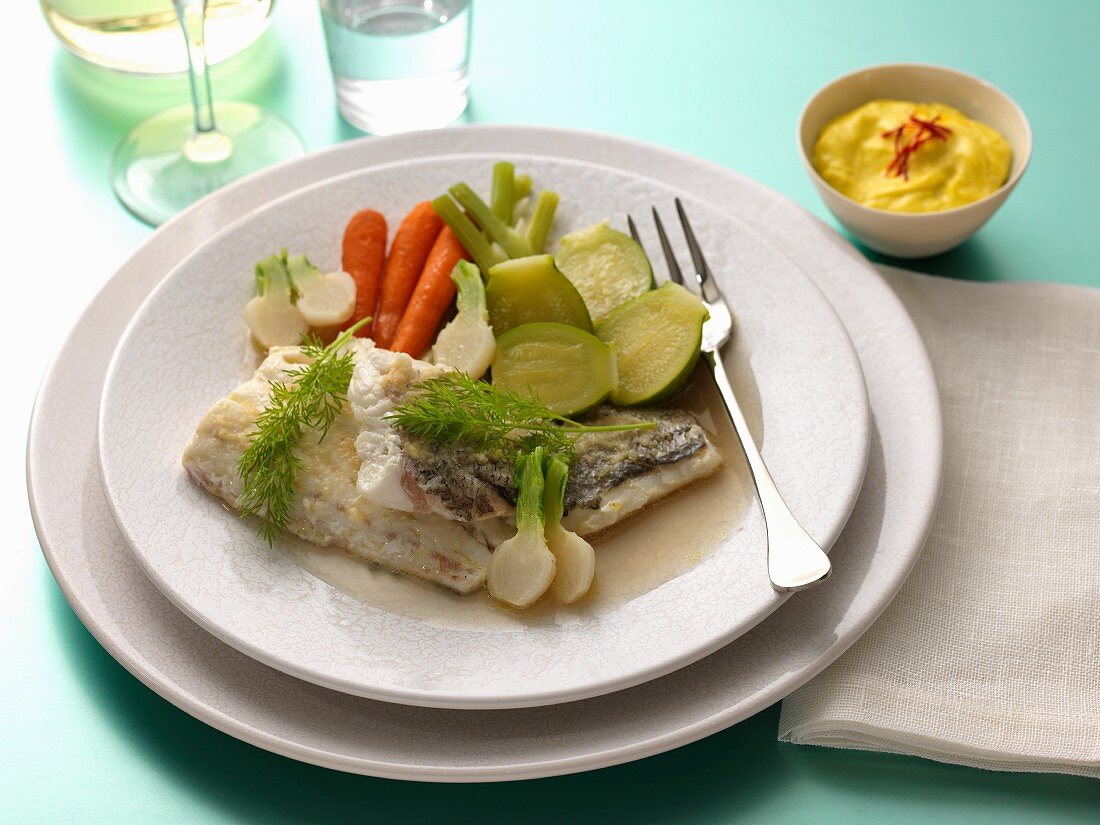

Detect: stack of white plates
27,126,942,781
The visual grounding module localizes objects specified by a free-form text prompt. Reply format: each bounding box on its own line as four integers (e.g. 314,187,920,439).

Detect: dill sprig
384,372,655,462
237,319,368,544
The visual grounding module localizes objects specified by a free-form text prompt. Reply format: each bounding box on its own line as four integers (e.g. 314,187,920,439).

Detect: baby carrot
373,201,444,348
341,209,387,337
390,227,469,357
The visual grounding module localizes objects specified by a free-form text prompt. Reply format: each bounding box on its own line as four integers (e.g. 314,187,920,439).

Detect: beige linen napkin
778,266,1100,778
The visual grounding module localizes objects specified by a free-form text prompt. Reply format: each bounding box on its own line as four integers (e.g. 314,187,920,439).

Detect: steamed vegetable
449,183,532,259
244,252,308,349
431,194,502,274
544,454,595,603
524,190,559,254
295,270,357,327
429,261,495,378
596,283,708,405
287,255,357,328
340,209,387,336
556,222,653,322
486,255,592,335
373,201,444,348
390,227,469,357
490,161,515,223
512,173,533,203
492,323,616,417
487,448,556,607
430,163,557,278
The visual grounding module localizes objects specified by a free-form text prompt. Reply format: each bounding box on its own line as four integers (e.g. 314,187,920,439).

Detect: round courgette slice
486,255,592,335
555,223,653,322
492,322,616,417
596,283,708,406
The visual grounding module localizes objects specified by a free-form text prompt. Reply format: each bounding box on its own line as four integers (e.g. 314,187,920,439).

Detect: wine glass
111,0,304,226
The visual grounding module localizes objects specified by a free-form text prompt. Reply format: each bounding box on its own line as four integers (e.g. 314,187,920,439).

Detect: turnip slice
295,270,357,327
543,454,595,603
245,252,309,349
487,449,556,608
244,294,309,350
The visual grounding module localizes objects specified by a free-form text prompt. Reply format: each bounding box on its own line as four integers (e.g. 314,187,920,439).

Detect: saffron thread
882,113,953,180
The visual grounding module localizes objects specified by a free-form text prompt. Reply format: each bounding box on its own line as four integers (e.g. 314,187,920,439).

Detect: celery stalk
450,183,533,259
513,173,533,202
431,195,501,275
525,190,559,254
491,161,514,224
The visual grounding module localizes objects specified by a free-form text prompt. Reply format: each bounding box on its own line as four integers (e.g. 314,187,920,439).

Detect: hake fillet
349,349,723,535
182,343,492,593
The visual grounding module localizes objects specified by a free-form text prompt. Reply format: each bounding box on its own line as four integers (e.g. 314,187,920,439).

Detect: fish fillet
182,343,492,593
348,351,723,535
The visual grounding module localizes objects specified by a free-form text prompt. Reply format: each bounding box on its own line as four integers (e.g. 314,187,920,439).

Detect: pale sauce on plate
294,360,757,630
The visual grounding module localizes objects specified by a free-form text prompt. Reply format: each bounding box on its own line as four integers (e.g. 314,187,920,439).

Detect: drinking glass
319,0,472,135
111,0,304,226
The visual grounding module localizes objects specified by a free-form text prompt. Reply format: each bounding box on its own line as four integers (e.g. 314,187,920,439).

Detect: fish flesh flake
182,343,492,593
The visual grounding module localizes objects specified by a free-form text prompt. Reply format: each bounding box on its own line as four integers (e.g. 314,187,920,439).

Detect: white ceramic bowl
798,63,1032,258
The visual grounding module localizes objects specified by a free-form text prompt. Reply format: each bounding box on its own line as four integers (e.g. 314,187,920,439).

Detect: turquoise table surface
7,1,1099,822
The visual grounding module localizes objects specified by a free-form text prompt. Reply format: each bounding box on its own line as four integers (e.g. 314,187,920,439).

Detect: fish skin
348,350,723,533
182,342,492,594
400,407,723,535
565,407,716,511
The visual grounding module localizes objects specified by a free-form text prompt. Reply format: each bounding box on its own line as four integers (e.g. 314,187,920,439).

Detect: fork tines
628,201,720,303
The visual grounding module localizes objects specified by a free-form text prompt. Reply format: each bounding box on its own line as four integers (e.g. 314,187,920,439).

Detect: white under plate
97,154,869,709
28,126,941,780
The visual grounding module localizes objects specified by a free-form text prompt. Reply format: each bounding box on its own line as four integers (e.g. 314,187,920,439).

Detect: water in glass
320,0,471,135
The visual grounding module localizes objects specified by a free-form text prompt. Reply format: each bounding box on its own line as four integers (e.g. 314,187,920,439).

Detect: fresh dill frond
237,319,369,544
384,372,655,463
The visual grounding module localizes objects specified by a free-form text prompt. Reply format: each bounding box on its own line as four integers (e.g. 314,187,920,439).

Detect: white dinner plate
97,154,870,709
29,126,941,779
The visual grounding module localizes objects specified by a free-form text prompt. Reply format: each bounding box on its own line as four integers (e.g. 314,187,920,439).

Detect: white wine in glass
41,0,275,75
110,0,304,226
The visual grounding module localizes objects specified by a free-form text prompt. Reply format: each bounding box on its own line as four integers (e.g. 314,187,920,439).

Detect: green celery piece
525,190,559,254
450,183,532,259
513,173,533,203
491,161,515,224
431,195,501,275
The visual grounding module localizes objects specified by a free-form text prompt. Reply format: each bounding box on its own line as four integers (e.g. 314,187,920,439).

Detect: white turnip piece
487,448,556,608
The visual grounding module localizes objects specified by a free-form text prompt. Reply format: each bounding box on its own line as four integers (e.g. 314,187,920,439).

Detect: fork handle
706,349,832,592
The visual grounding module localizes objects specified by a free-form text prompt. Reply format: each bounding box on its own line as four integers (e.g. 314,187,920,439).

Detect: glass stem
175,0,232,163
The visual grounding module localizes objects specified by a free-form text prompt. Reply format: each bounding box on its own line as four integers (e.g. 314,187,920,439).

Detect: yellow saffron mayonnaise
812,100,1012,212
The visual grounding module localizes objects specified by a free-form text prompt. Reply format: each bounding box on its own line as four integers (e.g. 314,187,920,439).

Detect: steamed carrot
373,201,444,348
391,227,469,356
341,209,387,337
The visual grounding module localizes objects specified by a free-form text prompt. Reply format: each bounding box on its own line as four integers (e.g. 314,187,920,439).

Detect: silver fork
628,201,831,592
